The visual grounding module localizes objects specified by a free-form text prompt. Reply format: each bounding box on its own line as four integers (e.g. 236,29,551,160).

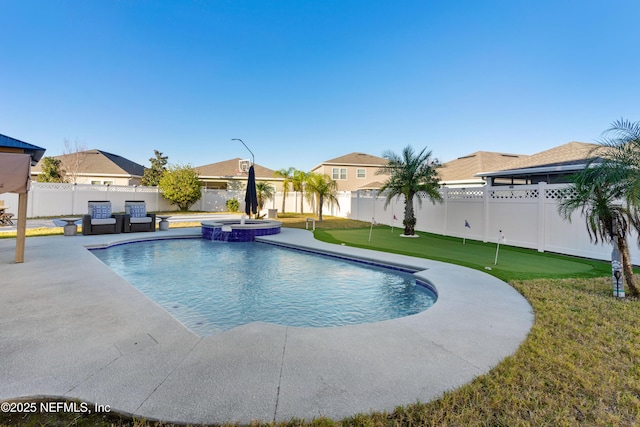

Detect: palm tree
558,165,640,296
255,181,275,218
292,169,309,214
597,119,640,212
274,167,295,214
305,173,340,221
377,145,443,236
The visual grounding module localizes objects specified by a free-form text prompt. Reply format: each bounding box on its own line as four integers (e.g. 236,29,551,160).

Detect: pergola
0,133,46,263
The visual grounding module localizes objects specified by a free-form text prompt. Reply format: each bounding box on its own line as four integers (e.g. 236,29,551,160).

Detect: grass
1,215,639,426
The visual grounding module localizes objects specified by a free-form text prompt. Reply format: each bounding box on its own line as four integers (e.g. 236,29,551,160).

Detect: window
357,169,366,179
332,168,347,180
91,180,113,185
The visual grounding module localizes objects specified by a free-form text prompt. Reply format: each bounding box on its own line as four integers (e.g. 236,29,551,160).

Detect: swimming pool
91,239,437,336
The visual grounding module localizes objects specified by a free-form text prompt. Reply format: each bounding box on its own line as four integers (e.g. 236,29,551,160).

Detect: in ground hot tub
201,218,282,242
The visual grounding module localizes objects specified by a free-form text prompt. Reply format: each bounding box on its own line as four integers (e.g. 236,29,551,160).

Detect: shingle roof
194,158,277,179
358,180,386,190
320,152,387,166
440,151,527,183
494,142,604,171
0,133,46,164
32,149,144,177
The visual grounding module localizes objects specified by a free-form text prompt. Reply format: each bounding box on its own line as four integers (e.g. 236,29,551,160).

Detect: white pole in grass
494,230,505,265
368,217,375,242
464,220,470,245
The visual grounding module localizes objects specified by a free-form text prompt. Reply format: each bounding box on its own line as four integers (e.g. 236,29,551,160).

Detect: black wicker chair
123,200,156,233
82,201,122,235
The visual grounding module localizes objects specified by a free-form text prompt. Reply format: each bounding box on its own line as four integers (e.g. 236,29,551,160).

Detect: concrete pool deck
0,227,533,424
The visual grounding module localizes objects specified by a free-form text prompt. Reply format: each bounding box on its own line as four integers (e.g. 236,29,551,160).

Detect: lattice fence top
490,188,539,199
33,183,74,191
545,187,578,199
447,188,484,199
33,182,161,193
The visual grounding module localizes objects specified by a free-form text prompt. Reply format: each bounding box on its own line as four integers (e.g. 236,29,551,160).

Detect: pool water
91,239,437,336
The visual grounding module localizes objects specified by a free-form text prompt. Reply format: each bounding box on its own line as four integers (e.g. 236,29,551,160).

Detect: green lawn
315,226,612,281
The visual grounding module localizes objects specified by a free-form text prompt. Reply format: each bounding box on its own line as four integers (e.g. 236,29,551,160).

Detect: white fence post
483,185,490,243
442,187,449,236
537,182,547,252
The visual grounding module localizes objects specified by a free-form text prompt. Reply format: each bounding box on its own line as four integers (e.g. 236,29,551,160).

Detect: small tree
256,181,275,216
62,139,87,184
141,150,168,186
558,165,640,297
159,164,202,211
274,167,295,213
305,173,339,221
377,145,443,236
292,169,309,214
38,157,65,183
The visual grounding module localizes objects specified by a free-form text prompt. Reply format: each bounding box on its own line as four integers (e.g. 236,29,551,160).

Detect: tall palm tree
292,169,309,214
558,165,640,296
255,181,275,218
377,145,443,236
274,167,295,214
305,173,339,221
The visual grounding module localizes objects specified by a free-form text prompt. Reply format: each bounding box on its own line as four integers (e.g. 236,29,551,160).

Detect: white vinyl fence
350,182,640,265
0,183,349,219
3,181,637,264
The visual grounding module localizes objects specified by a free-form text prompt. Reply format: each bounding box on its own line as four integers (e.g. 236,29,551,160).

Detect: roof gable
32,149,144,177
440,151,527,182
320,152,387,166
195,158,277,179
495,142,604,171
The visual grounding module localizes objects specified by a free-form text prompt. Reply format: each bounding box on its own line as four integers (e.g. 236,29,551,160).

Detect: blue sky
1,0,639,172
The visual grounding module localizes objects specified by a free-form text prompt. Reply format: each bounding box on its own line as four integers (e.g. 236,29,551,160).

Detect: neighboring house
194,158,281,190
310,152,390,191
439,151,527,187
31,149,145,186
478,141,606,186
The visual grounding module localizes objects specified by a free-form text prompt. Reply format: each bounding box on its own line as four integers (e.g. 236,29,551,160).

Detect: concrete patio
0,227,533,424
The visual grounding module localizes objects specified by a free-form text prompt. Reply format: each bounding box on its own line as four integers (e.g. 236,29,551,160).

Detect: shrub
226,198,239,212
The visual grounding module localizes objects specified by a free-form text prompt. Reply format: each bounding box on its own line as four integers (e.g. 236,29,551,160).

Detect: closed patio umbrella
245,164,258,217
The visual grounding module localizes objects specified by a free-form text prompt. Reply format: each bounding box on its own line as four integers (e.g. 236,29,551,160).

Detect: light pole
232,138,254,165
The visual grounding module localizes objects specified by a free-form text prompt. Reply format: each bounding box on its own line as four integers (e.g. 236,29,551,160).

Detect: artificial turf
314,226,612,281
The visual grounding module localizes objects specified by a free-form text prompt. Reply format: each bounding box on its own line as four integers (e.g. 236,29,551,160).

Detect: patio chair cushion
129,216,152,224
90,217,117,226
127,203,147,218
91,203,112,220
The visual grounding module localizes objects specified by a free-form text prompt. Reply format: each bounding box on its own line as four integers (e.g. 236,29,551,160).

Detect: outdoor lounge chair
123,200,156,233
0,199,14,226
82,201,122,235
